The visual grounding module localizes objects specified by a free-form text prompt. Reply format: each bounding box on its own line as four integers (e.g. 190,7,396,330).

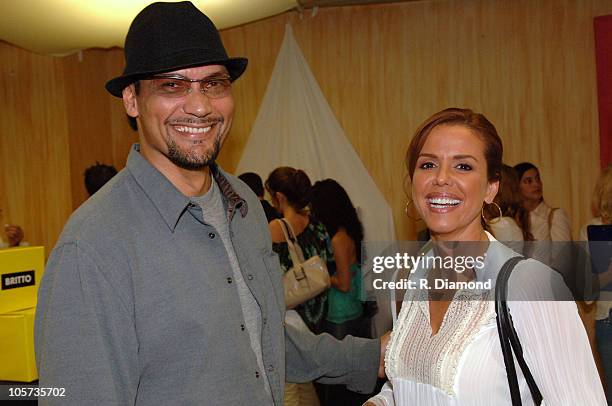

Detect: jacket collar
126,144,248,231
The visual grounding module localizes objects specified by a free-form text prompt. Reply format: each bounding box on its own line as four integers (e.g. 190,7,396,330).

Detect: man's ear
122,84,139,118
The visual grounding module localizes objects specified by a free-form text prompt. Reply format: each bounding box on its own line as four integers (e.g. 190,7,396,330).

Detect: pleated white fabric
235,24,395,249
235,24,396,336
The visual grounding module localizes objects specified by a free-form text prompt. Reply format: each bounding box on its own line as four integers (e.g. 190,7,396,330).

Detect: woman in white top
486,164,533,254
514,162,572,269
366,108,605,405
579,164,612,242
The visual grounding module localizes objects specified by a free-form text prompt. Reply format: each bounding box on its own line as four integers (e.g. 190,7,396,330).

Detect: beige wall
1,0,611,252
219,0,612,242
0,45,137,253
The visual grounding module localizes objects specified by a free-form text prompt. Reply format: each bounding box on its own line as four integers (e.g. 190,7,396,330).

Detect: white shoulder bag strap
277,219,305,266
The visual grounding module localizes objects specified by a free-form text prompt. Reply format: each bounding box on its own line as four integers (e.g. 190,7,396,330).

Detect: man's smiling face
123,64,234,171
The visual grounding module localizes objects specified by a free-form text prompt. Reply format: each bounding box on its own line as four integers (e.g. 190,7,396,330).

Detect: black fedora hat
105,1,248,97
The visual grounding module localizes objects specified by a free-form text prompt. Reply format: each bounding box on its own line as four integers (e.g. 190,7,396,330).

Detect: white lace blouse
368,233,605,406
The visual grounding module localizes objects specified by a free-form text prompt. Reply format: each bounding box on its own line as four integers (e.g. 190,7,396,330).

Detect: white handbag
277,219,331,309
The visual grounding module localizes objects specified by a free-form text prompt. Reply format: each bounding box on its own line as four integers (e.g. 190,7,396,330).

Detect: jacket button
208,232,215,239
240,324,245,331
247,274,254,280
263,317,267,325
255,371,260,378
227,277,233,284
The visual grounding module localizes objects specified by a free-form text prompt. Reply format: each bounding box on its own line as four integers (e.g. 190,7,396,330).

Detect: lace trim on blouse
385,288,495,396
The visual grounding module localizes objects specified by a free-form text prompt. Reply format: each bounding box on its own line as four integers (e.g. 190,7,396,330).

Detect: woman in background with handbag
266,167,334,406
366,108,605,405
310,178,374,406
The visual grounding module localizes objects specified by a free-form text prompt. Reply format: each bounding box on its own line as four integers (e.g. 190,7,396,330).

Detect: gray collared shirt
191,176,272,400
35,144,379,405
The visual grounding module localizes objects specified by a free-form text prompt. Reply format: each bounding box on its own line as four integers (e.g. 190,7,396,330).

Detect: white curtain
235,24,395,335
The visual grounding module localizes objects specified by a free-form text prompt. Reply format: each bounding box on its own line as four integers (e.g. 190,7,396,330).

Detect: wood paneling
0,45,136,253
62,48,137,209
219,0,612,240
0,0,610,253
0,42,72,253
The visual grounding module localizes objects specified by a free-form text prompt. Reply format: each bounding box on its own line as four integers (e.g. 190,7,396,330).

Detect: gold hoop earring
481,201,502,224
404,199,422,221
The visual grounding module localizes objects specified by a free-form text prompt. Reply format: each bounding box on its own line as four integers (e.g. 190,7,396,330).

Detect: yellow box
0,306,37,382
0,246,45,314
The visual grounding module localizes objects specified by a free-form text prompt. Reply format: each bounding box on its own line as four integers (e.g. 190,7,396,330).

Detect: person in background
514,161,572,268
580,164,612,240
84,162,118,197
366,107,604,405
0,208,24,248
309,179,368,338
485,164,533,253
266,167,333,406
580,164,612,403
310,178,373,405
238,172,281,222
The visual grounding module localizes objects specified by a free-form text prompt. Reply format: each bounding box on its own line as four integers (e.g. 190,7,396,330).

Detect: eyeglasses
145,74,232,99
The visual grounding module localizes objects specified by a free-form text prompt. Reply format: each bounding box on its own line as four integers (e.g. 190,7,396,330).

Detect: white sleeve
490,218,523,242
507,263,606,404
490,218,525,254
550,208,572,242
548,208,573,279
365,380,395,406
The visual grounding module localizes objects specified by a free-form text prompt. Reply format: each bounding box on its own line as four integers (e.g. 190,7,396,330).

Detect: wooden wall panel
62,48,138,210
63,49,116,209
105,48,139,170
0,42,72,253
0,44,136,254
219,0,612,240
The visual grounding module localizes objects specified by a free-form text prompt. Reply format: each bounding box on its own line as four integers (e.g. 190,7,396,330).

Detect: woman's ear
275,192,287,210
484,180,500,204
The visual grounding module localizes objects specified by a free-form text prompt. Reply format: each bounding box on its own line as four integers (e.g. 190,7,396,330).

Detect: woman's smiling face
411,124,499,241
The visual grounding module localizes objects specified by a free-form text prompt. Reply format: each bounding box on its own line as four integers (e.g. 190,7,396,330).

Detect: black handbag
495,256,543,406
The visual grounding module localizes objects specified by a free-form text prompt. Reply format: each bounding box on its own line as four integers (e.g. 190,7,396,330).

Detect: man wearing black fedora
34,2,384,405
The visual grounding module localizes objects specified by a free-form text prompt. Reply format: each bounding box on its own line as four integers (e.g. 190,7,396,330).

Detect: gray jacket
35,145,379,405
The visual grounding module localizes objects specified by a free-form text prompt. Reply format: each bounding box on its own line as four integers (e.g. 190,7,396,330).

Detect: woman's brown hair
485,164,534,240
265,167,312,211
406,108,503,183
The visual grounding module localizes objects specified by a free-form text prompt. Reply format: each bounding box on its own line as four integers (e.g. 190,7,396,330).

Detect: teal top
327,263,364,324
